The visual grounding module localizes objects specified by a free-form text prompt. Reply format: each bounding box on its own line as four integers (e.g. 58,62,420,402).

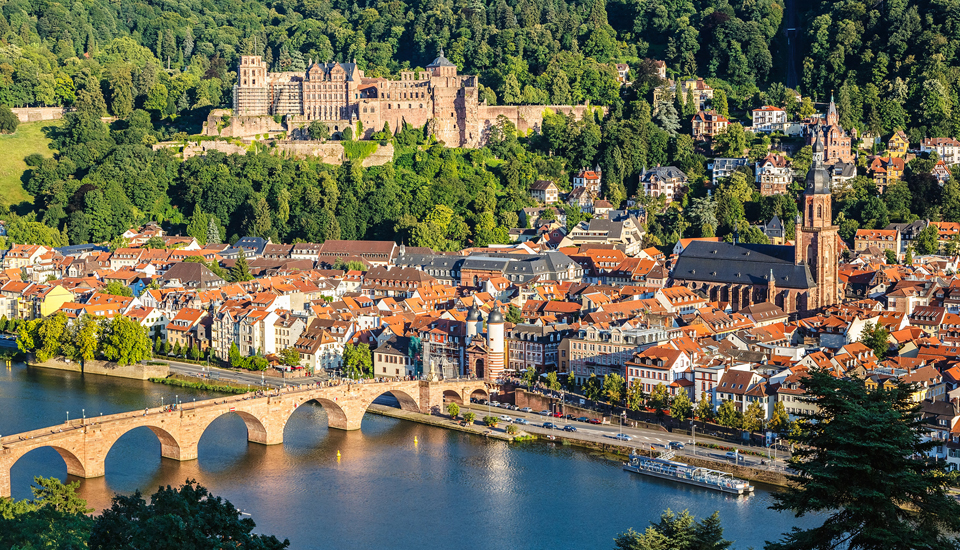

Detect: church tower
794,132,840,309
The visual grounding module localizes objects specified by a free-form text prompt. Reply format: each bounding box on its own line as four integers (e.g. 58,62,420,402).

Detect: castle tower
486,308,505,381
466,305,482,343
794,131,840,309
234,56,268,116
826,92,839,126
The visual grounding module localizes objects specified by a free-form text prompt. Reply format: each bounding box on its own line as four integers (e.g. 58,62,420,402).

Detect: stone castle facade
231,51,596,147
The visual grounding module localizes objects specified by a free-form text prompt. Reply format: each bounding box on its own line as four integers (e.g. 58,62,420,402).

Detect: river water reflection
0,364,818,549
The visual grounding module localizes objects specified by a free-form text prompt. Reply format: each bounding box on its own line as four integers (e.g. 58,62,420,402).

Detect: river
0,363,819,549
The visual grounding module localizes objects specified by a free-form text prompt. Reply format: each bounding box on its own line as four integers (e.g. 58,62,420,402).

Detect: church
671,133,841,315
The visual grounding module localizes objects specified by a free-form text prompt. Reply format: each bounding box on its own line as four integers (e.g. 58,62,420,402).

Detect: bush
0,105,19,134
506,424,518,435
483,415,499,428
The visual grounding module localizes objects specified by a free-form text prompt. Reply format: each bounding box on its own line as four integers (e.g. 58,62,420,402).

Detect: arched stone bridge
0,378,488,497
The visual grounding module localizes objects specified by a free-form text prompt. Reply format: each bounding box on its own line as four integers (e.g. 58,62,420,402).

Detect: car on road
551,412,563,418
725,451,744,462
498,415,512,422
613,433,633,441
513,418,529,425
539,410,552,416
577,416,590,423
668,441,685,450
589,418,602,425
519,407,533,413
542,422,557,429
563,425,577,432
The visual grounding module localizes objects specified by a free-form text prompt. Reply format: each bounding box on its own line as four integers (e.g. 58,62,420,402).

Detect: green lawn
0,120,60,207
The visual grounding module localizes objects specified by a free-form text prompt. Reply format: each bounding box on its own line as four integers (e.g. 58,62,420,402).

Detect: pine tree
230,250,253,282
187,205,208,245
655,97,680,136
206,217,221,245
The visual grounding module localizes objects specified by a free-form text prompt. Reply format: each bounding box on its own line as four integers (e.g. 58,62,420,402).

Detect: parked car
490,401,501,408
577,416,590,423
513,418,529,425
519,407,533,413
539,410,552,416
541,422,557,429
563,425,578,432
613,433,632,441
589,418,602,425
498,415,512,422
668,441,685,450
551,412,563,418
565,414,577,420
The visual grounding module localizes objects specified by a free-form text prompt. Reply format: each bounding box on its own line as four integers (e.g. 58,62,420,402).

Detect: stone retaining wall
11,107,65,123
30,357,169,380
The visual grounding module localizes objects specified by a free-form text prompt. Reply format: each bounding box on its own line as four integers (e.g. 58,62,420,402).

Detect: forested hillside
3,0,960,252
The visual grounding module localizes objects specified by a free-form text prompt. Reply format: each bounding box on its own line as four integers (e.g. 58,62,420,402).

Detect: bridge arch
196,408,274,448
369,388,421,414
102,423,183,462
442,389,464,405
295,397,351,431
2,444,87,498
469,388,489,401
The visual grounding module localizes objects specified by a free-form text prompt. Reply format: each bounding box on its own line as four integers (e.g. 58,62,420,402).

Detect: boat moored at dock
623,452,755,495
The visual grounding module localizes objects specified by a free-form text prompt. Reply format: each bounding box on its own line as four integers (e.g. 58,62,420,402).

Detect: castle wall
11,107,65,123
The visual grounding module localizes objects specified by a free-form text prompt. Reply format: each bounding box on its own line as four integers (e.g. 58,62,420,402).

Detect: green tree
173,341,183,357
914,223,940,255
89,479,289,549
186,205,209,245
604,373,625,404
769,400,791,435
742,400,765,433
143,236,165,249
566,370,578,391
0,105,20,134
447,402,460,418
308,120,330,141
206,217,222,245
190,343,201,360
583,373,603,401
505,304,522,324
483,415,499,428
230,250,254,282
712,123,748,158
75,314,100,361
694,393,714,422
463,412,476,424
99,315,151,366
716,399,741,429
626,379,646,411
144,82,168,114
0,477,93,550
614,509,732,550
104,281,133,297
671,390,693,422
342,342,372,379
522,366,536,387
650,383,670,421
280,347,299,367
711,89,729,118
859,322,891,359
545,371,561,391
769,369,960,550
35,312,68,362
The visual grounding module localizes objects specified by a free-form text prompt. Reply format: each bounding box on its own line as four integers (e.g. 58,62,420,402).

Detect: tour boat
623,453,755,495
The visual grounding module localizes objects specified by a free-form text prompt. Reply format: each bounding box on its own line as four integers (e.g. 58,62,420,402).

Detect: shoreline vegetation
148,374,257,394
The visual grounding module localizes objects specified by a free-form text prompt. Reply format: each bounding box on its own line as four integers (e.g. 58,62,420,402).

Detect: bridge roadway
0,377,489,498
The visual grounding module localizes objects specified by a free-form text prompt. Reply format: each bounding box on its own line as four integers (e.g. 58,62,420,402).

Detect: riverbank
367,405,791,488
148,374,258,394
